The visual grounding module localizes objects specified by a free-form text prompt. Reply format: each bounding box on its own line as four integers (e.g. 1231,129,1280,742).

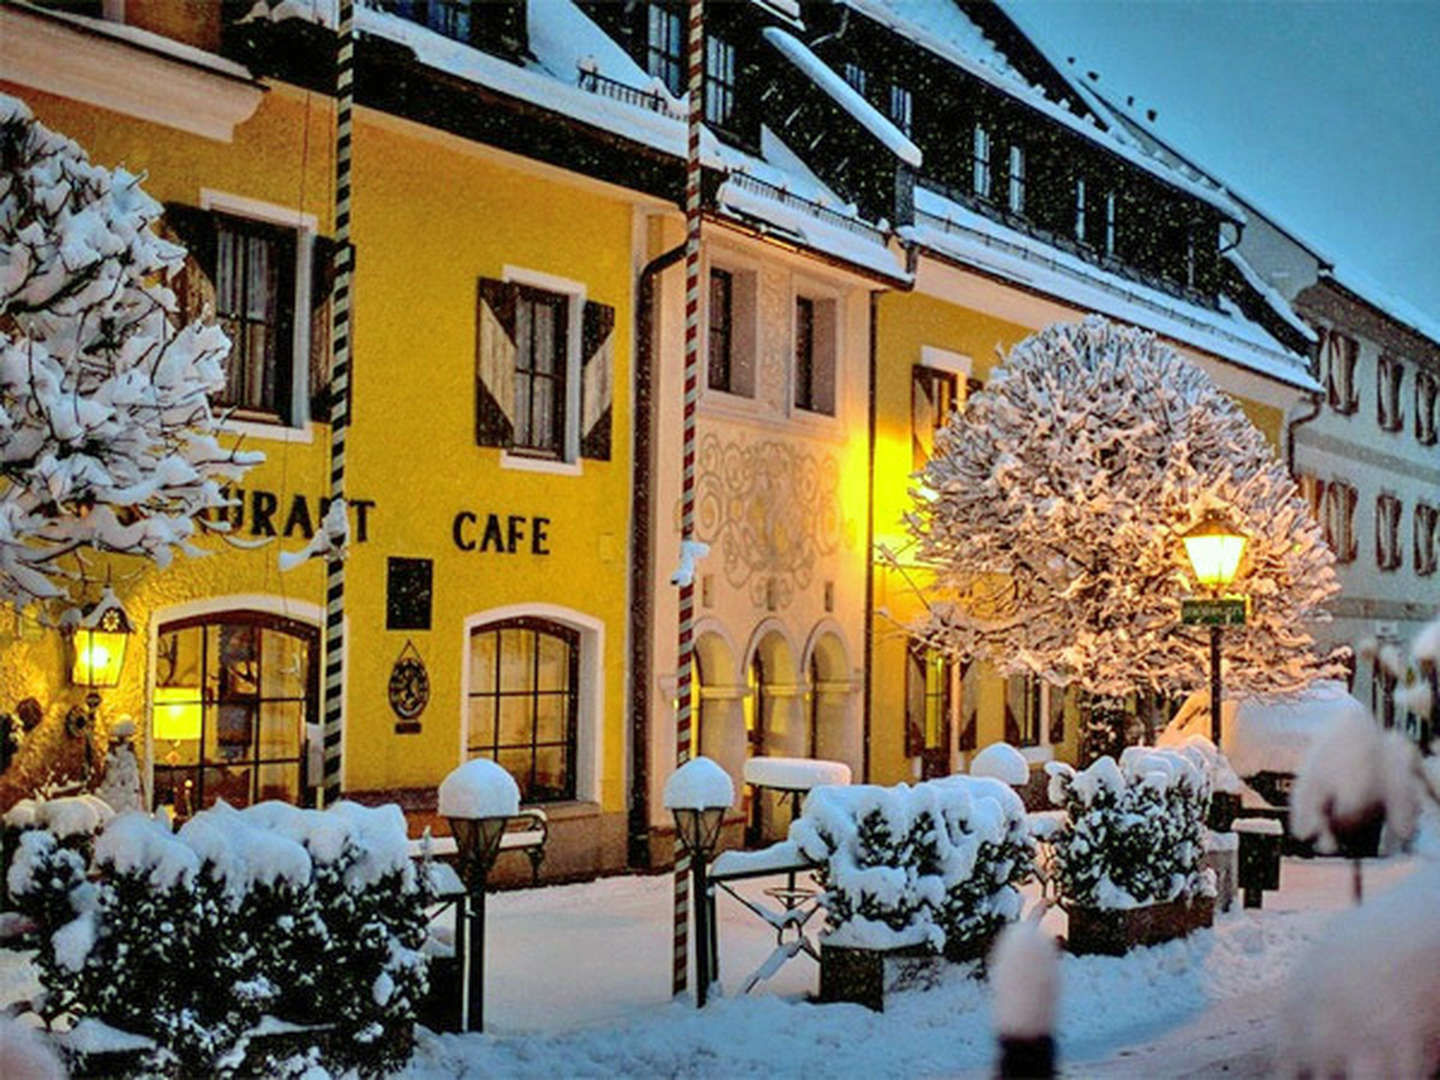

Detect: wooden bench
407,808,549,888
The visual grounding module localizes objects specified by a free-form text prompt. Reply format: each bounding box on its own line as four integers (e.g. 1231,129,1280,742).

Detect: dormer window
1007,144,1026,215
1104,190,1117,256
704,34,737,129
1074,177,1087,243
646,3,684,97
889,84,913,135
972,125,991,200
843,63,867,95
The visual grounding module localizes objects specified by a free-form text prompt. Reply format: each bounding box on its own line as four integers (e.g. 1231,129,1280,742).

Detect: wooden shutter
580,300,614,460
904,641,925,758
1003,676,1022,745
476,277,518,448
309,235,338,420
161,202,217,325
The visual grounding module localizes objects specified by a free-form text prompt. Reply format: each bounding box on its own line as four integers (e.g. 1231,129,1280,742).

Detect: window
511,285,568,457
1007,144,1026,215
215,212,297,423
1298,473,1326,524
911,364,960,471
1414,503,1438,576
792,294,836,416
1074,177,1087,243
646,3,684,97
888,84,913,135
972,125,992,199
1004,675,1042,748
904,641,951,768
1324,330,1359,414
467,618,579,802
1323,480,1358,563
1372,653,1398,730
152,612,316,813
1376,493,1402,571
1378,355,1405,431
704,34,736,129
1104,190,1117,257
1415,369,1438,445
708,268,733,392
843,63,867,95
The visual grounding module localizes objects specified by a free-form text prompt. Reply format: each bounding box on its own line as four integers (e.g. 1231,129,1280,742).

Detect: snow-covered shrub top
0,93,260,609
663,756,736,810
790,776,1032,952
969,742,1030,786
1045,745,1214,910
1290,712,1421,855
3,794,113,837
903,316,1340,699
438,758,521,819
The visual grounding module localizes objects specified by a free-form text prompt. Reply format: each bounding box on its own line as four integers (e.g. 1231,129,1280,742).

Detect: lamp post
438,758,519,1034
68,587,133,780
1181,514,1248,745
663,757,735,1008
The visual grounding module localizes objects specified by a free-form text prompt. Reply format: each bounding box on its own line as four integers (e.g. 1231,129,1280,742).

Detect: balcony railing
725,173,890,247
576,67,684,119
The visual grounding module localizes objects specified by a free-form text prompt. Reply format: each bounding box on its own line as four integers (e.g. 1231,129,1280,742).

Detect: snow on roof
1323,267,1440,352
842,0,1245,222
760,27,923,168
1225,249,1318,344
904,185,1317,391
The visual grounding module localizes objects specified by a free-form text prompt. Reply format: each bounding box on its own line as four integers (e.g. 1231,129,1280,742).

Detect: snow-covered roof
838,0,1245,221
760,27,922,168
1322,268,1440,352
904,185,1317,391
1225,249,1318,344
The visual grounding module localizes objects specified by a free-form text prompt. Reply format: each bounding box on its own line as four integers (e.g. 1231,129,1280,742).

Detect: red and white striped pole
323,0,354,808
672,0,705,1000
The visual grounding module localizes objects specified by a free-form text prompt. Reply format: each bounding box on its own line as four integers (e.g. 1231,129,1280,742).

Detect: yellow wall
0,85,635,816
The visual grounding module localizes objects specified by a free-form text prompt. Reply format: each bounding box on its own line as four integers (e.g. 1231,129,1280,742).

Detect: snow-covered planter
22,801,429,1075
792,775,1031,1007
1045,747,1216,955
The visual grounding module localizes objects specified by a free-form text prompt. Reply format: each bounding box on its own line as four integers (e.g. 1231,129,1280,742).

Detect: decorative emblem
388,641,430,721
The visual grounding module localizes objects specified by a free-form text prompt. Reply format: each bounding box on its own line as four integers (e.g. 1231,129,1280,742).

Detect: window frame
707,267,734,393
1377,354,1405,432
509,283,570,460
1325,329,1360,415
1415,368,1438,445
791,287,839,419
1323,478,1359,563
199,190,317,438
888,83,913,135
1007,143,1026,216
972,124,992,200
1003,674,1060,761
843,62,868,96
704,33,737,130
1074,176,1087,244
646,2,685,97
1415,503,1439,576
1376,492,1403,571
498,265,587,475
1103,190,1117,257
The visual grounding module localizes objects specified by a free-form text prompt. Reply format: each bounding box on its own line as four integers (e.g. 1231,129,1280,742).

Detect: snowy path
403,856,1423,1079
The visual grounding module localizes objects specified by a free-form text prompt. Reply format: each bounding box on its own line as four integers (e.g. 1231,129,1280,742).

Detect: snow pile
969,742,1030,786
989,918,1059,1039
663,756,736,810
1045,746,1214,910
0,1016,65,1080
1289,711,1422,855
0,93,261,610
1278,863,1440,1077
790,775,1031,954
438,758,522,819
15,799,429,1074
4,794,113,839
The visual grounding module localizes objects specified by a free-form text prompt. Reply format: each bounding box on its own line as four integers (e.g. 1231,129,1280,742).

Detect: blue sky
998,0,1440,324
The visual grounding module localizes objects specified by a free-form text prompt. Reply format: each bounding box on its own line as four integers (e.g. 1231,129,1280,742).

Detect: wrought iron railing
576,67,684,118
725,173,890,246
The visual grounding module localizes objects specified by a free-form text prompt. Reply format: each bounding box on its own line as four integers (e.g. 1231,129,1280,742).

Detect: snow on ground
0,852,1424,1077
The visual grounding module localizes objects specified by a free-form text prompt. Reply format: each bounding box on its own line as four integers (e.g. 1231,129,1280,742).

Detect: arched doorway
806,629,859,774
694,629,744,809
743,625,801,843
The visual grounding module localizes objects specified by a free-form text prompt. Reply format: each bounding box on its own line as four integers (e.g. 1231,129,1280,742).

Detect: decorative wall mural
695,434,842,608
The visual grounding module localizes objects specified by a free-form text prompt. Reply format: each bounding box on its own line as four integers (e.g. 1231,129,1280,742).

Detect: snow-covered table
742,756,851,847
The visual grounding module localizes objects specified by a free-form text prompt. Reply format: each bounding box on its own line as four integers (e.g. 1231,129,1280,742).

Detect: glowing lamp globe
1183,515,1247,590
70,589,134,689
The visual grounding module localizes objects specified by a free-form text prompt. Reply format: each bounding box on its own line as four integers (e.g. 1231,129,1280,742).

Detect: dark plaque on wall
386,557,433,631
388,640,430,733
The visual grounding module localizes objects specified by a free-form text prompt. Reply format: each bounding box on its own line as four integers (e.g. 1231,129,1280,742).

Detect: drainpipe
863,289,879,783
627,239,686,871
1286,390,1322,479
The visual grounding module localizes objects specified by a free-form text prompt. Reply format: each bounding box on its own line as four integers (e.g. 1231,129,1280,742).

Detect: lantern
69,588,133,690
1182,514,1247,591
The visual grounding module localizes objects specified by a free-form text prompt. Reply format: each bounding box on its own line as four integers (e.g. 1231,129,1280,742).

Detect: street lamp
663,756,735,1008
67,587,134,780
1181,514,1248,745
438,757,520,1033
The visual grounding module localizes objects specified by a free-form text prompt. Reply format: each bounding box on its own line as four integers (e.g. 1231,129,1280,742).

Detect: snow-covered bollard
437,758,521,1033
663,757,735,1009
990,919,1059,1080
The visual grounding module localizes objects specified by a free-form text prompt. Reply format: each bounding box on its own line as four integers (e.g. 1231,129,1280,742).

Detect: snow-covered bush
0,92,260,611
790,776,1031,957
25,801,429,1075
902,317,1340,706
1045,746,1214,910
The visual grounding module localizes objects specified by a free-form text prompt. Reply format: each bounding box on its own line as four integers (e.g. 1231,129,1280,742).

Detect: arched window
467,618,579,802
153,611,317,813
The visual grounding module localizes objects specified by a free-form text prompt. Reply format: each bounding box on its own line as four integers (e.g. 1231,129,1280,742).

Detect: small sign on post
1181,598,1247,626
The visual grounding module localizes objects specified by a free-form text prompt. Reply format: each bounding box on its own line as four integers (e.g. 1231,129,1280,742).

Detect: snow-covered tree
0,93,259,611
902,317,1340,712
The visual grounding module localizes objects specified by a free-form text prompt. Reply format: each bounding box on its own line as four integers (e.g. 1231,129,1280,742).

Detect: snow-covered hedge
790,776,1032,956
1044,746,1215,910
9,800,429,1075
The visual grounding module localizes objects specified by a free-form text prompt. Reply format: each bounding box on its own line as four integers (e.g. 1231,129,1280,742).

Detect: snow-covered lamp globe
664,756,734,861
439,758,520,892
1182,513,1247,591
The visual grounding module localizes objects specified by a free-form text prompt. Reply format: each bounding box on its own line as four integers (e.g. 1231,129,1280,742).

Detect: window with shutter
1376,494,1403,571
1325,331,1359,414
911,365,959,471
1415,504,1439,576
1377,355,1404,431
1416,370,1438,445
580,300,614,461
